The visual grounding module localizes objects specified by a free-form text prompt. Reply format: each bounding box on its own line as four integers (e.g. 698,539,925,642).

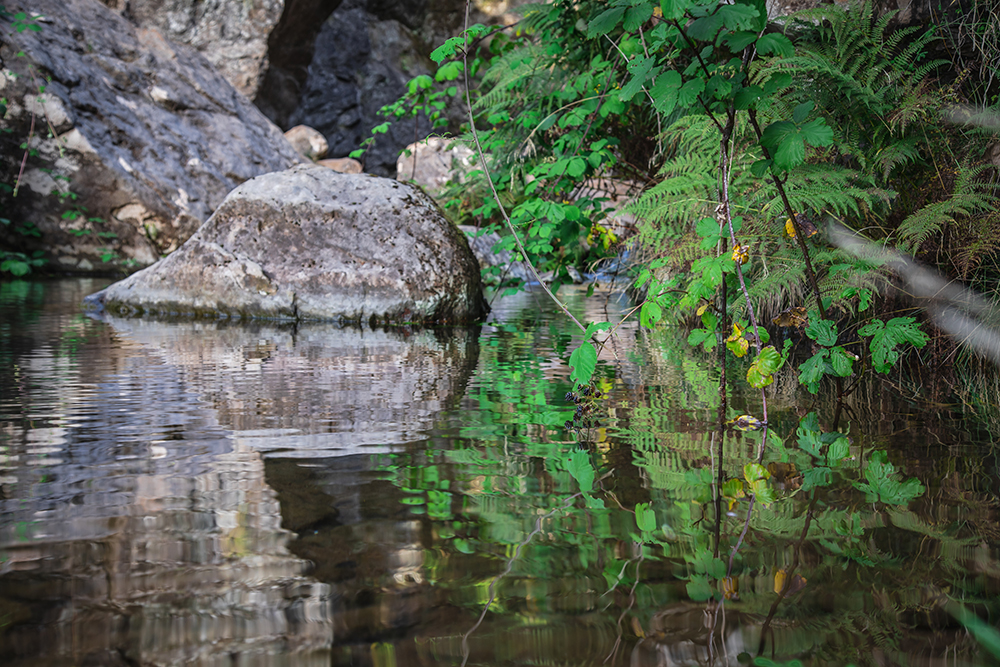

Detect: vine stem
461,0,586,334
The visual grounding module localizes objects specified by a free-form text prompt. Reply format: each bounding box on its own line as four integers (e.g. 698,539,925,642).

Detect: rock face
92,164,488,323
0,0,303,274
98,0,285,98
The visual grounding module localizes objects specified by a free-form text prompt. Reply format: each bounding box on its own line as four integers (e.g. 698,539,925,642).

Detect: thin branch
461,0,586,333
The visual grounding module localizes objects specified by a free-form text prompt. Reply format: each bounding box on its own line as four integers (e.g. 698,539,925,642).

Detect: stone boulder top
90,164,488,325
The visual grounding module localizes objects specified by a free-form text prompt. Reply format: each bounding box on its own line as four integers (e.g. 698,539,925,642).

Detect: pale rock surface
318,157,363,173
91,164,487,323
285,124,330,161
98,0,285,98
397,137,477,193
0,0,303,273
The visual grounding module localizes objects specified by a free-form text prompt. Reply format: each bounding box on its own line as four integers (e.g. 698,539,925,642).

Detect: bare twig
461,0,587,333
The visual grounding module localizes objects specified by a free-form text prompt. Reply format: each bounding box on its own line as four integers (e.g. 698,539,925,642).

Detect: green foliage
857,316,929,373
854,450,924,505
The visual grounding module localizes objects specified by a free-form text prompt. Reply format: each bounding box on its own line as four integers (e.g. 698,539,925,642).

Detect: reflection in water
0,280,479,666
2,280,999,667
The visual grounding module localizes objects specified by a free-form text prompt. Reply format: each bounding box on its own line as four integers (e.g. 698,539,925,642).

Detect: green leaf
588,7,626,37
744,462,770,483
686,574,715,602
860,317,928,373
828,347,854,377
567,450,595,493
585,321,612,339
430,36,466,64
799,118,834,147
650,69,682,115
798,350,828,394
677,77,706,107
635,502,657,532
792,101,814,123
687,14,722,41
756,33,794,57
734,84,763,109
569,342,598,385
774,134,805,171
724,31,758,52
827,436,850,466
620,56,658,101
805,318,838,347
747,345,783,388
623,3,654,31
567,156,588,177
640,300,662,328
717,4,760,30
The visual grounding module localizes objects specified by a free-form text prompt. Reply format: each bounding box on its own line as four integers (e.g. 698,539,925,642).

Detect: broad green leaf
585,321,612,339
677,77,706,107
763,72,792,94
635,502,657,532
799,118,834,146
798,350,828,393
569,342,598,384
588,7,625,37
827,436,850,465
724,31,758,52
805,318,838,347
624,3,654,31
774,135,805,171
734,84,763,109
756,33,794,57
717,4,760,30
686,574,714,602
640,300,662,328
792,101,814,123
650,69,682,115
687,14,723,41
567,449,595,492
860,317,928,373
567,157,588,177
829,347,854,377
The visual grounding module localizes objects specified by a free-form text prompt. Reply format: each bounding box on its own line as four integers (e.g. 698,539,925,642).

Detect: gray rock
98,0,284,98
459,225,531,283
92,164,488,323
0,0,303,273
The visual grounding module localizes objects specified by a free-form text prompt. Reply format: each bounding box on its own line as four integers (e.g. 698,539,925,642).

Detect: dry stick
461,1,586,334
13,110,35,198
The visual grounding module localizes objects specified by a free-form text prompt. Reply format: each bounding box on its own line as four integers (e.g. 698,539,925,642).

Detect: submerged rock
0,0,303,273
91,164,488,323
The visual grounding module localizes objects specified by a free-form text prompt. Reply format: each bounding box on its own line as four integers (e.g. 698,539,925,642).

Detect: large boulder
0,0,303,273
90,164,488,323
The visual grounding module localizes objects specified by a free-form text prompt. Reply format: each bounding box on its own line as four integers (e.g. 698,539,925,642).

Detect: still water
0,278,998,667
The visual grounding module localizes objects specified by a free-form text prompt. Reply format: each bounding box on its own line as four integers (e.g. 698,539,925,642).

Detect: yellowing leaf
722,576,739,600
729,414,764,432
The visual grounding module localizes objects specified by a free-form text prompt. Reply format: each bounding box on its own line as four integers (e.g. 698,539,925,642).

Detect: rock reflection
0,289,479,666
99,315,481,456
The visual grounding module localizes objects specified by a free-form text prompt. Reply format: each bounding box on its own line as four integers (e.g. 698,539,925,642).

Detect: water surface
1,279,998,666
